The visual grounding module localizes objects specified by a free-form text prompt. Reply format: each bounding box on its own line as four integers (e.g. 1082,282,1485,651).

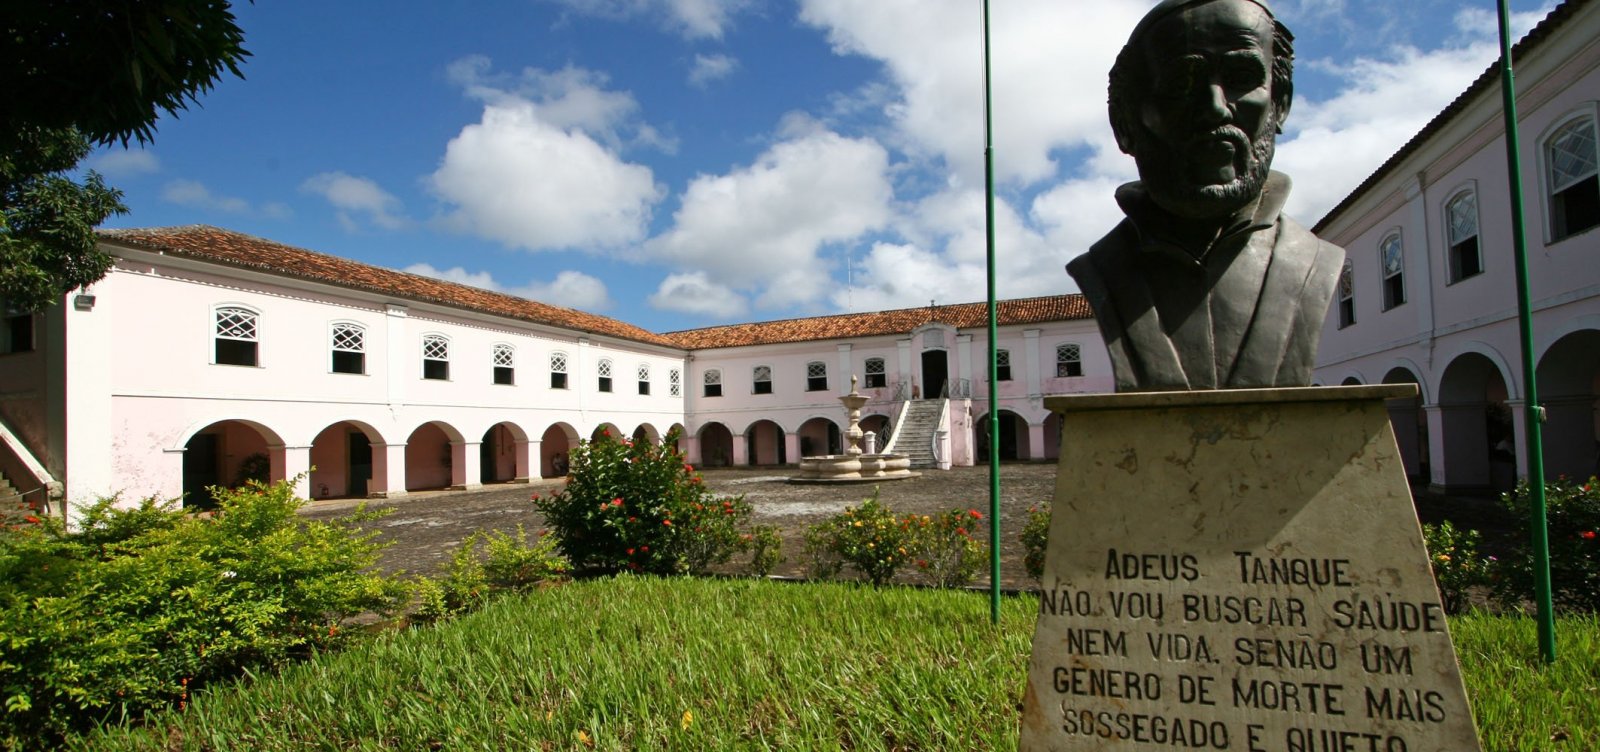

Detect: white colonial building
0,226,1105,513
1312,0,1600,491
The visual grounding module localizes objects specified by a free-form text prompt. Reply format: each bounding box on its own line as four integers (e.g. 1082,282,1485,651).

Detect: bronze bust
1067,0,1345,392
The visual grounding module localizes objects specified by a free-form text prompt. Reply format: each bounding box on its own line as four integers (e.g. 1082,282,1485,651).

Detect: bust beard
1128,119,1279,221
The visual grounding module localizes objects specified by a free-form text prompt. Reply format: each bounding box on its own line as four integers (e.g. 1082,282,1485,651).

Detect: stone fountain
790,376,918,484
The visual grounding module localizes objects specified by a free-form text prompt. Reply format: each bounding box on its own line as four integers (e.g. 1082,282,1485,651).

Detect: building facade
1312,0,1600,491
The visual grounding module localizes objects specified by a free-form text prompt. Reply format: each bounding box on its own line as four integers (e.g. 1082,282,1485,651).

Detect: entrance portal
921,349,948,398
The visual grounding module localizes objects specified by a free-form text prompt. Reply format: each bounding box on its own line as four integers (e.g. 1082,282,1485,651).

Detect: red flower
530,493,540,500
628,516,638,523
663,519,673,526
956,527,967,536
968,509,982,519
1582,531,1597,540
23,515,40,524
684,463,694,472
611,498,624,507
641,545,649,552
627,548,636,555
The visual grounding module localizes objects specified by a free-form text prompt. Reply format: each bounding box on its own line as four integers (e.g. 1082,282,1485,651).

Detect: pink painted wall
405,423,452,491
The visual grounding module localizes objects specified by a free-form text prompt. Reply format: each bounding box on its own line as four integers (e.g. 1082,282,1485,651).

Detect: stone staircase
889,399,947,469
0,470,18,507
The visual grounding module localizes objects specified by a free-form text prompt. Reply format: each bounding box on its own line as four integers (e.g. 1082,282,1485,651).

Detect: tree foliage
1,1,249,312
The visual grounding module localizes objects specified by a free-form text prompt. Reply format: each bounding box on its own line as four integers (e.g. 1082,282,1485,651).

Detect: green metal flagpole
1495,0,1556,663
981,0,1001,625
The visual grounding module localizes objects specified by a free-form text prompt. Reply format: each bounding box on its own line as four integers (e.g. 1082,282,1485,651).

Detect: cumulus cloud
161,179,291,219
403,263,613,311
648,272,748,317
301,171,408,231
87,149,159,178
688,53,738,88
430,57,666,252
540,0,754,40
648,127,893,309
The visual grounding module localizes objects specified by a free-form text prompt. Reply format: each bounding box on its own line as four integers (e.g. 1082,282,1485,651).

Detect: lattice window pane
550,352,568,373
638,363,651,380
670,368,681,396
332,324,364,352
1550,118,1598,191
1381,235,1403,279
995,350,1010,367
704,369,721,385
216,307,257,341
493,344,515,367
754,365,772,381
1447,193,1478,243
864,359,884,375
1057,344,1080,363
807,362,827,378
423,335,449,360
598,359,613,377
1338,261,1354,301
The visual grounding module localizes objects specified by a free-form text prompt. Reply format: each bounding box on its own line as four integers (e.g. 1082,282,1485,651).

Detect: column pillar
683,433,702,466
785,432,802,464
1027,422,1047,461
514,439,536,482
271,444,313,499
371,442,408,498
451,441,481,490
731,434,749,466
1506,399,1528,486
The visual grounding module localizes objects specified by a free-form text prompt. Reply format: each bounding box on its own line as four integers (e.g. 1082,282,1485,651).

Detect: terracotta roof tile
663,295,1092,349
98,225,677,347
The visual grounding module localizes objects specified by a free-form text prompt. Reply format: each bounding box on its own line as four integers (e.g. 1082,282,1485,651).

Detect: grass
76,578,1599,751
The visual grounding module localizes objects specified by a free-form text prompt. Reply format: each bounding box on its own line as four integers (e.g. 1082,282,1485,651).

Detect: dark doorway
480,429,500,483
975,412,1020,462
921,349,948,398
182,433,221,508
348,432,372,496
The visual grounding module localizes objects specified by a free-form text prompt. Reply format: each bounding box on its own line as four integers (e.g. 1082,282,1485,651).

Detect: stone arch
1436,352,1515,491
744,419,787,465
860,413,892,452
631,423,661,444
1433,340,1518,404
309,420,385,500
481,421,530,484
974,409,1030,462
180,419,284,508
540,422,580,478
797,417,841,457
697,422,734,468
1340,374,1364,386
1536,327,1600,480
1042,410,1063,460
404,420,463,491
591,423,622,442
1380,366,1429,482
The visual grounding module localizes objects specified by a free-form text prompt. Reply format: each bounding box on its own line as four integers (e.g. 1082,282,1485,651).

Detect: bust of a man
1067,0,1344,392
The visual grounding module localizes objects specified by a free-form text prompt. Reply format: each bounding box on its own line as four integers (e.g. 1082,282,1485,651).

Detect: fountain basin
789,453,918,484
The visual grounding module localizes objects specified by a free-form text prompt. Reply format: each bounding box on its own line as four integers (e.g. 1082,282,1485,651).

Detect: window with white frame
995,349,1012,381
2,307,34,355
864,357,887,388
550,351,569,389
1337,260,1356,328
493,344,515,385
1446,190,1483,283
214,306,259,366
637,363,651,395
753,365,773,394
421,334,450,380
1055,343,1082,377
806,361,827,391
1380,233,1406,311
1547,115,1600,241
330,323,365,374
597,358,613,392
669,368,681,397
703,368,722,397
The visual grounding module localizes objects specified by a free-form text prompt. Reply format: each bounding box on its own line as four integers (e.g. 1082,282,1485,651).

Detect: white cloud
403,263,613,311
88,149,159,178
649,128,893,309
649,272,748,317
161,179,291,219
301,171,408,231
430,58,666,252
688,53,738,88
540,0,753,40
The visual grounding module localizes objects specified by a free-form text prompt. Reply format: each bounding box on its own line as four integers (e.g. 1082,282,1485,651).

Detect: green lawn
76,577,1599,751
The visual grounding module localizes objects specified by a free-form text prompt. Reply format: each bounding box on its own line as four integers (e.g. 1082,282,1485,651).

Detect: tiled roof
663,295,1093,349
1313,0,1590,233
98,225,677,347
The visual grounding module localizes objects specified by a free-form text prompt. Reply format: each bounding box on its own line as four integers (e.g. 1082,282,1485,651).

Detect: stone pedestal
1021,385,1480,751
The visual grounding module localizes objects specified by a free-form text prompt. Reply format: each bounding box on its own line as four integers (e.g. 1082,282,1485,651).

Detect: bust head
1108,0,1295,220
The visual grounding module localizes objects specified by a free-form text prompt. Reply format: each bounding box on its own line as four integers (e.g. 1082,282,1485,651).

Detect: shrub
1496,476,1600,612
533,429,758,575
804,495,987,588
1421,521,1493,613
483,525,570,590
911,509,986,588
0,479,408,748
411,525,570,624
1020,505,1051,582
745,525,784,578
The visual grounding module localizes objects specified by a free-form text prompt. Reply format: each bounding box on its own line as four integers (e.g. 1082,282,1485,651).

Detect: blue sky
89,0,1556,332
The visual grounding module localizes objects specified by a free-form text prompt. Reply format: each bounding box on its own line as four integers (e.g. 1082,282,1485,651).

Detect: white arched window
753,365,773,394
421,334,450,380
550,351,569,389
1445,190,1482,283
1337,259,1355,328
214,305,259,366
637,363,651,395
703,368,722,397
995,349,1012,381
1379,233,1405,311
1055,343,1082,377
806,361,827,392
493,344,515,385
864,357,887,388
597,358,614,393
331,322,365,374
1546,114,1599,241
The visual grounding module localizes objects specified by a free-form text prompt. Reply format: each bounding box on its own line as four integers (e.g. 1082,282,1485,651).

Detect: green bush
745,525,784,578
0,480,407,749
532,430,760,575
804,495,987,587
1421,520,1492,613
1496,476,1600,612
412,525,570,625
1020,505,1051,582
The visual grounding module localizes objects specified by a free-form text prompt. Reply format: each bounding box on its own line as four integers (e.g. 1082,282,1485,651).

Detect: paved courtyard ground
302,461,1514,590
